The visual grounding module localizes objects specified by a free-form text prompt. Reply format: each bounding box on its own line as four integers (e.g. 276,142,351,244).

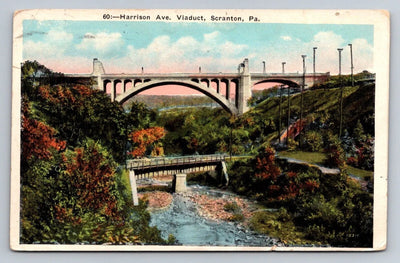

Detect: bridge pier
173,173,187,193
128,170,139,206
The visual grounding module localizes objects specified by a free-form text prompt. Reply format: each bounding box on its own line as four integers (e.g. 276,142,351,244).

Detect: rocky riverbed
147,185,284,247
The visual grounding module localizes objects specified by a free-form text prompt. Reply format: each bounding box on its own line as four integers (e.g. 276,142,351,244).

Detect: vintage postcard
11,9,389,251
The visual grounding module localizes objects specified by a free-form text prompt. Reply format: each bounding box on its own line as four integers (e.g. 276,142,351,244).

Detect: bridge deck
126,154,227,172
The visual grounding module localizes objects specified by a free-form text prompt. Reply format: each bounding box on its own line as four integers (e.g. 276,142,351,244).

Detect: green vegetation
278,150,372,180
223,202,245,222
20,61,172,245
127,94,216,109
249,209,313,245
278,151,326,165
228,146,373,247
20,61,375,247
346,166,374,181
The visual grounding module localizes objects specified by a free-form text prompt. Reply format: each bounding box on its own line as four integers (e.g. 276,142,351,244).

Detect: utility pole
338,48,344,138
286,85,291,147
282,62,286,74
262,61,266,74
300,55,307,148
278,85,283,144
348,43,354,86
313,47,317,86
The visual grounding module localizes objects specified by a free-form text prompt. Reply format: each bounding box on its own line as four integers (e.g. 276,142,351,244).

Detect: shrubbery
302,130,323,152
228,145,372,247
20,61,173,245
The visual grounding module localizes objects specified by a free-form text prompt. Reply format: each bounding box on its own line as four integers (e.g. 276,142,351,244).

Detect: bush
249,211,282,234
228,213,245,222
287,137,299,151
224,201,244,222
223,202,241,213
324,133,346,169
303,131,323,152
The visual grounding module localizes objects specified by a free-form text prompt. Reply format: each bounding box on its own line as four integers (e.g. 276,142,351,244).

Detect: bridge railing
126,154,227,170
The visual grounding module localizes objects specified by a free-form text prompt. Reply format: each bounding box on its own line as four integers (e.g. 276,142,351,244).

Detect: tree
128,127,166,158
34,84,128,162
254,146,281,181
21,97,66,161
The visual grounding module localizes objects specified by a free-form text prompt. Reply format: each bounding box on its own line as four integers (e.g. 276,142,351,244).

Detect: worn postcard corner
11,9,389,251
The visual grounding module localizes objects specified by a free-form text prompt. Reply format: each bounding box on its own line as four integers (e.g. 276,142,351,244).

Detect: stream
149,185,282,247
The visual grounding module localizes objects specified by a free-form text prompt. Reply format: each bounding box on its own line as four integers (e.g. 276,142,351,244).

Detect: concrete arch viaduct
66,58,330,115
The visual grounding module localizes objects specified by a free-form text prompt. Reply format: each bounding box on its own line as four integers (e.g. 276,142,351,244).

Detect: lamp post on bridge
338,48,344,138
262,61,266,74
313,47,317,75
313,47,317,85
282,62,286,74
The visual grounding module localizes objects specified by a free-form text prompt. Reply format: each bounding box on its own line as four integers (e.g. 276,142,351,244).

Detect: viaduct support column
226,79,231,100
92,58,105,90
111,80,115,102
238,58,251,115
128,170,139,206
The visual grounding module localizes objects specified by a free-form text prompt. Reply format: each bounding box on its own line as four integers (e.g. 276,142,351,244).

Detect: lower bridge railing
126,154,227,178
126,154,229,206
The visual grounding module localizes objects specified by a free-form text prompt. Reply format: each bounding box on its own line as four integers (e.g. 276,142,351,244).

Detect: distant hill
125,94,217,109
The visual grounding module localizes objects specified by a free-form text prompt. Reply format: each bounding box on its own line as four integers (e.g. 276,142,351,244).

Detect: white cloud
281,35,292,41
76,32,124,55
120,32,249,73
251,31,373,74
24,28,372,76
23,30,73,60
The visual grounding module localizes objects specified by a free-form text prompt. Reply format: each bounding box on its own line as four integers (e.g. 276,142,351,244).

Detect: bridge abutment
173,173,188,193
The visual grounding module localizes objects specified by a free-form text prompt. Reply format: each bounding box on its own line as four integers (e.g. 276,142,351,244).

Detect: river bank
141,185,283,247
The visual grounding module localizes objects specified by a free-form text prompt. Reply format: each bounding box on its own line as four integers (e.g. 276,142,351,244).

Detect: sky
22,20,374,95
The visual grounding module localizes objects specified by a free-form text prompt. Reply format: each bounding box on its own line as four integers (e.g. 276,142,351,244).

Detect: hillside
247,83,375,140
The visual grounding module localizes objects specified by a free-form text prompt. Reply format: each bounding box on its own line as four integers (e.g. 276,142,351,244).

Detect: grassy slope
278,150,373,180
247,84,375,179
248,83,375,136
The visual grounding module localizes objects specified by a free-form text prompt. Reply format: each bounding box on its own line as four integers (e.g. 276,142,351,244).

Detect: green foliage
302,130,323,152
126,101,158,131
353,120,367,142
223,202,245,222
32,84,128,162
20,62,170,245
248,86,280,106
223,202,241,213
249,210,311,245
21,139,168,245
287,137,299,151
324,132,346,169
250,212,282,234
228,213,245,222
157,108,250,155
228,150,372,247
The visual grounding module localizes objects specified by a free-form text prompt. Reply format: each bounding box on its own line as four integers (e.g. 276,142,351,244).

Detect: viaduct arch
65,58,330,115
115,79,239,115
